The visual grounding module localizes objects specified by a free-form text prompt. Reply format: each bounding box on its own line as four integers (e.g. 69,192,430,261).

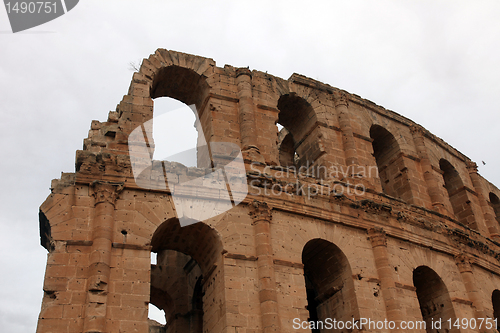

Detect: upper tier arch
75,49,500,241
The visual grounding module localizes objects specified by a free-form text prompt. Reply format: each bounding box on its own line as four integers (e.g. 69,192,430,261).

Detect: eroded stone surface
37,49,500,333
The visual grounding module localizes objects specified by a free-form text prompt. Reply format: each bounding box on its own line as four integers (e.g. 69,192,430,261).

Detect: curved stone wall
37,49,500,333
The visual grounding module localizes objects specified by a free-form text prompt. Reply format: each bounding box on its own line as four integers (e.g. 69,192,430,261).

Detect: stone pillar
249,200,281,333
410,125,448,215
236,68,263,163
467,162,500,241
83,181,123,333
334,91,359,169
454,253,493,332
368,228,405,332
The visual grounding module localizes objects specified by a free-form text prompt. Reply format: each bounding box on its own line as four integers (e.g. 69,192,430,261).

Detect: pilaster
249,200,281,333
410,125,449,216
83,181,123,333
236,68,264,163
368,228,405,333
454,253,493,332
334,91,359,169
467,161,500,240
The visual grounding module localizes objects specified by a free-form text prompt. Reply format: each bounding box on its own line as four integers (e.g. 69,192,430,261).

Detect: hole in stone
152,97,198,167
121,230,127,235
44,290,56,299
148,303,166,325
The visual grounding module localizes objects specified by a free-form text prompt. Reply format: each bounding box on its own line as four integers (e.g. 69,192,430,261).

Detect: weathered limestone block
37,50,500,333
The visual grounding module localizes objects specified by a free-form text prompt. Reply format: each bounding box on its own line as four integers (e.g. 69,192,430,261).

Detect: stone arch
277,93,320,169
439,159,464,201
149,218,223,333
277,128,296,167
413,266,457,332
270,75,335,128
150,65,212,167
132,49,215,98
150,65,210,110
121,49,216,143
370,125,411,200
489,192,500,226
439,159,475,228
302,238,360,330
149,286,173,324
151,217,222,276
124,51,218,180
492,289,500,330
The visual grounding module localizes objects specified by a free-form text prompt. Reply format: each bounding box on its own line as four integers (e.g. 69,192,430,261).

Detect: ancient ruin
37,49,500,332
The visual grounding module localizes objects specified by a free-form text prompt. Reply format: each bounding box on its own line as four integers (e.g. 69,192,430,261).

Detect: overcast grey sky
1,0,500,331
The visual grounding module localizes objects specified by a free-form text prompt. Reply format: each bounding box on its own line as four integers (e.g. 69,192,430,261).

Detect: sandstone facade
37,49,500,333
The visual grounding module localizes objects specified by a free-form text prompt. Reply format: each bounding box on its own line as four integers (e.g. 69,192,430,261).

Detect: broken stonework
37,49,500,333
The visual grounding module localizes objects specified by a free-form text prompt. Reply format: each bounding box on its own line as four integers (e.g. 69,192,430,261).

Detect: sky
1,0,500,331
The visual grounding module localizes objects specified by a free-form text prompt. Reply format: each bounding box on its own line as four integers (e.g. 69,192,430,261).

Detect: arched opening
130,66,213,191
152,97,198,167
489,193,500,226
302,239,360,330
277,127,298,168
370,125,409,200
150,250,203,333
150,65,212,168
492,289,500,330
151,65,210,109
149,218,223,333
413,266,456,332
439,159,474,228
277,93,320,173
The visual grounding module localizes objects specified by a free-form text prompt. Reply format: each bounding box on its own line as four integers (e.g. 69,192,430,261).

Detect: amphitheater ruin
37,49,500,332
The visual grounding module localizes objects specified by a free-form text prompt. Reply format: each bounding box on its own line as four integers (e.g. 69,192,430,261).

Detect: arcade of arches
37,50,500,333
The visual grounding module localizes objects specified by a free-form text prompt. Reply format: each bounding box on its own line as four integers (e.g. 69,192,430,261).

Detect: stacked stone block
37,49,500,333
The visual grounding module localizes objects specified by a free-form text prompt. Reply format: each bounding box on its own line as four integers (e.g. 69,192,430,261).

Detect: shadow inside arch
302,238,360,331
413,265,457,331
150,217,223,275
151,65,210,109
149,217,223,333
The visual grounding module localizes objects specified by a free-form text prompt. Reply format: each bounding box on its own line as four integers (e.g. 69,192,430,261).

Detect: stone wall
37,49,500,333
